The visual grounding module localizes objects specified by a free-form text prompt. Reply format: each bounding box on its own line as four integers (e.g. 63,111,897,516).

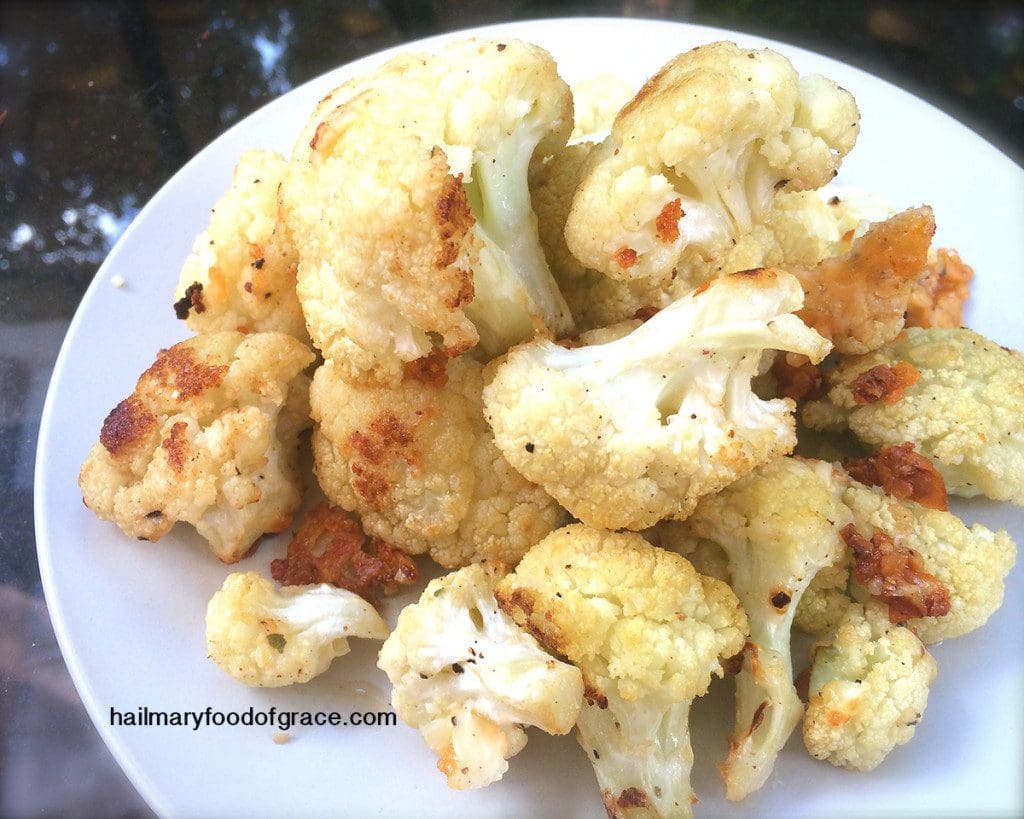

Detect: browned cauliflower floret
281,39,574,383
79,332,313,562
565,42,859,291
173,150,307,341
311,355,562,568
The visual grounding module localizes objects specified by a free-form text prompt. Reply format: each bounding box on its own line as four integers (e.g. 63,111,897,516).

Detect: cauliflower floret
803,601,937,771
568,74,636,144
483,269,831,531
282,38,574,382
311,354,561,568
377,562,583,790
206,571,388,687
804,327,1024,503
564,41,859,290
842,481,1016,643
530,141,664,330
79,332,314,562
173,150,307,341
495,525,747,818
645,520,732,584
686,456,851,800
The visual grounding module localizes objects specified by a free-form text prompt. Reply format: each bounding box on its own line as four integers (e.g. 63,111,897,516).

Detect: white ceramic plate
37,17,1024,818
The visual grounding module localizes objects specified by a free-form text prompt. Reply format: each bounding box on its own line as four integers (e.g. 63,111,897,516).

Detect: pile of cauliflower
79,37,1020,816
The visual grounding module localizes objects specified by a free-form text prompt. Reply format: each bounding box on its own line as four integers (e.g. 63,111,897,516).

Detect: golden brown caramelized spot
442,269,475,310
633,305,661,322
347,412,414,465
161,421,190,473
850,361,920,404
349,463,392,508
144,343,229,401
905,247,974,329
617,788,649,809
99,397,157,456
841,524,951,624
612,246,638,269
794,667,811,703
434,171,476,273
844,442,949,511
655,199,683,244
582,682,610,710
173,281,206,320
722,650,745,676
270,502,418,605
746,700,769,737
692,279,713,297
403,346,450,387
770,352,824,401
794,207,936,347
309,120,329,151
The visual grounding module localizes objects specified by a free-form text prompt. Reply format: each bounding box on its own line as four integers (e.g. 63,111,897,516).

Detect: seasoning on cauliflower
377,562,583,790
78,332,314,562
564,41,859,290
841,480,1016,643
686,456,852,800
311,354,561,568
205,571,389,687
494,525,747,818
483,268,831,531
281,38,575,382
803,601,937,771
803,327,1024,503
173,150,307,341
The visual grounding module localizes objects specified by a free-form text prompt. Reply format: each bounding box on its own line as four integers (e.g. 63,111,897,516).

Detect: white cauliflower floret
377,562,583,790
495,525,747,818
564,41,859,290
686,456,851,800
483,269,831,531
804,327,1024,502
174,150,307,341
311,355,561,568
568,74,636,144
79,332,314,562
205,572,388,687
282,38,574,381
842,481,1017,643
803,601,937,771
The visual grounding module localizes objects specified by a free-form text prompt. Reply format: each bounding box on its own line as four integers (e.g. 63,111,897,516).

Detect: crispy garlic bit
270,502,418,605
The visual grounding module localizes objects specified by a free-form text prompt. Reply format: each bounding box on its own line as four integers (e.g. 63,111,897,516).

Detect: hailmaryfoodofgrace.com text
109,706,397,732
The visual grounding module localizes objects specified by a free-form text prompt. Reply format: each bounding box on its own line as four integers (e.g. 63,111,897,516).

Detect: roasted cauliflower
311,354,561,568
687,456,851,800
483,268,831,531
205,571,388,687
79,331,313,562
803,601,937,772
495,525,747,818
564,41,859,290
377,562,583,790
173,150,307,341
282,38,574,382
804,327,1024,503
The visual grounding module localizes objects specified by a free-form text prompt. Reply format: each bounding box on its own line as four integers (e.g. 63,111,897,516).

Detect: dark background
0,1,1021,814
